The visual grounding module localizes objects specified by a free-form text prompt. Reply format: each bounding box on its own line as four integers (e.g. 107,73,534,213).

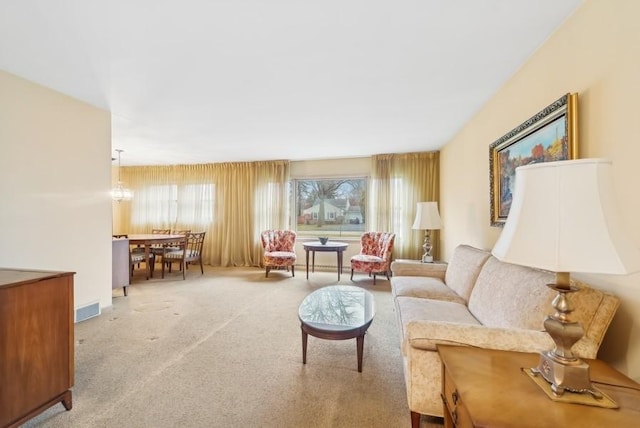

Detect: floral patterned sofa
390,244,620,426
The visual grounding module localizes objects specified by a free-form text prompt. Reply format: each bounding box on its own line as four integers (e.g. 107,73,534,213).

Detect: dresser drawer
442,365,473,427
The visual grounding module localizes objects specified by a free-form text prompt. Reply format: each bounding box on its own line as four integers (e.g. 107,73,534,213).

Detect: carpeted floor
24,266,443,428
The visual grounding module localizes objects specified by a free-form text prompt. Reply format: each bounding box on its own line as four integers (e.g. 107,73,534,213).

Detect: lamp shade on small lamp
492,158,640,396
412,202,443,263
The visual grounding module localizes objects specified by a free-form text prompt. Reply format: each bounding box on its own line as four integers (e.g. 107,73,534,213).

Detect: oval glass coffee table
298,285,375,372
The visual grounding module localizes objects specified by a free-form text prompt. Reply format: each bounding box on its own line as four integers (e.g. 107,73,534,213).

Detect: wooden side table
302,241,349,280
438,345,640,427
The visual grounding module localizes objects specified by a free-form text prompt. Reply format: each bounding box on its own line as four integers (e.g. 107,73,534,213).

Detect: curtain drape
115,160,290,267
370,151,440,260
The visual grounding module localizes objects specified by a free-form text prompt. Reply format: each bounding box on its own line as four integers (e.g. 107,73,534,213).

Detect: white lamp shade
412,202,443,230
492,159,640,274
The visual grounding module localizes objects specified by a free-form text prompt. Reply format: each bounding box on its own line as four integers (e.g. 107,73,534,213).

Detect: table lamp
412,202,443,263
492,159,640,396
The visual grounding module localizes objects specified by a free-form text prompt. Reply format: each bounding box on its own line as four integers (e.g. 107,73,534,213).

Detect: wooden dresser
438,345,640,427
0,269,75,428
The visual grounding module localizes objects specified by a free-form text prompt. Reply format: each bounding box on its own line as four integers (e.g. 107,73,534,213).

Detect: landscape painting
489,93,578,226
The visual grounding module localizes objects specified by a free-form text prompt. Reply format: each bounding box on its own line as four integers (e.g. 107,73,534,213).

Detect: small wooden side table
302,241,349,280
438,345,640,427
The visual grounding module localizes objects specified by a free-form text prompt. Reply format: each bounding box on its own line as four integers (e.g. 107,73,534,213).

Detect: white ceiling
0,0,583,166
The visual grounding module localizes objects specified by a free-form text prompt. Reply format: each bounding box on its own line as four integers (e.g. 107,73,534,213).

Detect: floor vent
75,301,101,322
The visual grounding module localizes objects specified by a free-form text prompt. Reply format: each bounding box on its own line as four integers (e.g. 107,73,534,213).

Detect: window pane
131,183,214,228
294,178,367,237
178,184,214,226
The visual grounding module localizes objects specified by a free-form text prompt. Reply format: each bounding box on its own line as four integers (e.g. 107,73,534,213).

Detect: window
294,177,367,237
132,183,214,227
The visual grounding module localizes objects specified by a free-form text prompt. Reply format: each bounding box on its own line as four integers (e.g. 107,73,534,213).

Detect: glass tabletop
298,285,375,331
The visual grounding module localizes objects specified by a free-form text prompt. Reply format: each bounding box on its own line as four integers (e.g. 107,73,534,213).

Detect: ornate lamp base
532,350,596,396
421,230,434,263
531,275,600,398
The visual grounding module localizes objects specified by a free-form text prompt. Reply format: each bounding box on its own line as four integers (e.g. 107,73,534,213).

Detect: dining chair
150,229,189,259
130,248,154,282
350,232,396,284
149,229,172,253
132,228,172,263
161,232,206,279
115,234,155,281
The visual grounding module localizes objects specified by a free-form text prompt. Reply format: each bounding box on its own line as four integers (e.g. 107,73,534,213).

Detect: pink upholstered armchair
350,232,396,284
260,230,297,278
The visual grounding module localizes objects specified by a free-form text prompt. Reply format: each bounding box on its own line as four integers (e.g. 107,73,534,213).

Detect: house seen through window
294,178,367,237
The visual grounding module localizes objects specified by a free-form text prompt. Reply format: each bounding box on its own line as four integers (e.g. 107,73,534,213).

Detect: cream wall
440,0,640,380
0,70,113,312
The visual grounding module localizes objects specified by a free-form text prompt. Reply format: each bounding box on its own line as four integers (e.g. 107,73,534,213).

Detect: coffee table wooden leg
305,250,310,279
301,327,308,364
357,334,364,372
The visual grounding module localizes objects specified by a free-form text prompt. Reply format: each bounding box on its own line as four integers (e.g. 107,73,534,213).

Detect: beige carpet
24,266,443,428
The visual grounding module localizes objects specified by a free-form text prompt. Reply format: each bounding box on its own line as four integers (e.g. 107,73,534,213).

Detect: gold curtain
370,151,440,260
113,160,290,267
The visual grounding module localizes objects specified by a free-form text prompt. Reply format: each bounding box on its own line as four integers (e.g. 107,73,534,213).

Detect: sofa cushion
444,245,491,303
468,256,555,330
391,276,466,304
395,296,480,355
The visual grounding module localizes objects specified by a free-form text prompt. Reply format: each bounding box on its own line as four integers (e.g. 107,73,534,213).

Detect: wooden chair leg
265,267,270,278
291,265,295,277
410,411,421,428
350,269,354,280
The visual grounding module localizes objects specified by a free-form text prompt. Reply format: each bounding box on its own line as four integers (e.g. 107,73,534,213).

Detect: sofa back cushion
444,245,491,303
468,256,555,330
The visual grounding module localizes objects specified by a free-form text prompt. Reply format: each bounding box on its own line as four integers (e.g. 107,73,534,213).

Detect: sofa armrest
405,320,600,358
391,260,447,279
406,321,550,352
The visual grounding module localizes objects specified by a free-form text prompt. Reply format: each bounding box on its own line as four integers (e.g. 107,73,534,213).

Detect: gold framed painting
489,93,578,227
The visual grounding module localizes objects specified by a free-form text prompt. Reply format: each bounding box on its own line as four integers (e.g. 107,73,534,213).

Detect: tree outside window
294,178,367,237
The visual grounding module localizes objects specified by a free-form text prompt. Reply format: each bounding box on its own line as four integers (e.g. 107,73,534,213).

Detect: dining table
128,234,186,280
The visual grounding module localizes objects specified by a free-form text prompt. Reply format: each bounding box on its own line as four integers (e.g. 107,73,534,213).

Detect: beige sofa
390,244,620,425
